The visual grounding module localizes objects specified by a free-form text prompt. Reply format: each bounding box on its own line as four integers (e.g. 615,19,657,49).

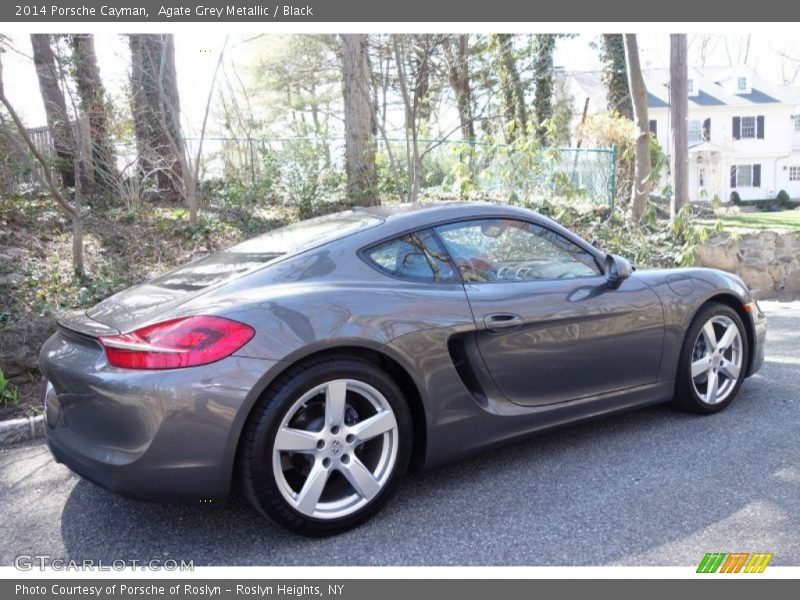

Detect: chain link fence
193,137,617,207
6,131,617,208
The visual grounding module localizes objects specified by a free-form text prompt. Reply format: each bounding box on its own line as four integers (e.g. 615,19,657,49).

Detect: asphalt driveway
1,301,798,566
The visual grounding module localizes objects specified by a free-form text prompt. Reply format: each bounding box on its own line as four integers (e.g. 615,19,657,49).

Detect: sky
3,32,799,132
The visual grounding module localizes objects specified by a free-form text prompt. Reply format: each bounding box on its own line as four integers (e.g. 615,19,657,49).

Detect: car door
434,218,665,407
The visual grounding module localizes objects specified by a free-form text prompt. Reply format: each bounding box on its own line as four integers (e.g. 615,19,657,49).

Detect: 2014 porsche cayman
41,202,766,535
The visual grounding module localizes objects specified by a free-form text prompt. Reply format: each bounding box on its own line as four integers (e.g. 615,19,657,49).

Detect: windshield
151,212,381,290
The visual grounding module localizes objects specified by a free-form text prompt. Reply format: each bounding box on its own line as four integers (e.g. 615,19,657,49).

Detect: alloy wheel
271,379,399,520
690,315,744,405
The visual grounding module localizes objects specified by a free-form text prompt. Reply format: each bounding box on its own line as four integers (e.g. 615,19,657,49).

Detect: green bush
777,189,791,208
730,191,742,205
0,370,20,408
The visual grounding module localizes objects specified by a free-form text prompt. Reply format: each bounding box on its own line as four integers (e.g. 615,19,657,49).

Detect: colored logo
697,552,773,573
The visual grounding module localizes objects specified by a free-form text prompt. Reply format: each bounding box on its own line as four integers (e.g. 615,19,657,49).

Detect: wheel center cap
330,439,343,456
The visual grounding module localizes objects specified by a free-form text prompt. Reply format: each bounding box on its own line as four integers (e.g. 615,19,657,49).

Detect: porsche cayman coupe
41,202,766,535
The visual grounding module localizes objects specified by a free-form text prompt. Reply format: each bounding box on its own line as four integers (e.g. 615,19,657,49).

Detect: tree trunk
413,38,433,128
71,153,84,277
30,34,75,188
70,34,119,196
601,34,633,120
128,34,184,203
444,35,475,141
391,35,421,203
623,34,652,222
532,34,557,144
128,35,154,177
670,34,689,220
339,34,378,205
493,34,528,141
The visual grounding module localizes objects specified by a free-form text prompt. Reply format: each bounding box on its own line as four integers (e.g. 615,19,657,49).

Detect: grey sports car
41,202,766,535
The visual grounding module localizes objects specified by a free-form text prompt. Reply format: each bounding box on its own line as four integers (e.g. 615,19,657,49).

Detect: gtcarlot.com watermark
14,554,194,571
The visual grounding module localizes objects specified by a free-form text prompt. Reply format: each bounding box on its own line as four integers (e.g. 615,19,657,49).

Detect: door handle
484,313,524,331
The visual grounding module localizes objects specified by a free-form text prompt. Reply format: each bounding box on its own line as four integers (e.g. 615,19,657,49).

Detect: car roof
353,201,533,231
345,201,605,264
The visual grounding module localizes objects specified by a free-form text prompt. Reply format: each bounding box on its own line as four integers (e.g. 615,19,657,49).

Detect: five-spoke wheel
271,379,399,520
674,303,749,414
240,357,411,536
690,315,744,405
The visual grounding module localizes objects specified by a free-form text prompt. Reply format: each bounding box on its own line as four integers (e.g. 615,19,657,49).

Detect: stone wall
695,230,800,300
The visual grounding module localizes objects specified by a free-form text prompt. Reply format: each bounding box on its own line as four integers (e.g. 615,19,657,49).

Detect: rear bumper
46,432,227,502
41,329,278,501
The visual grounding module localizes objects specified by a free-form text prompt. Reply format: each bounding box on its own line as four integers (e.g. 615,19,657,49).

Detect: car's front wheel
673,303,749,414
239,356,412,536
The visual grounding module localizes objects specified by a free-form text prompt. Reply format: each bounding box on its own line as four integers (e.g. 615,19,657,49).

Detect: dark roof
646,92,669,108
691,91,726,106
734,88,779,104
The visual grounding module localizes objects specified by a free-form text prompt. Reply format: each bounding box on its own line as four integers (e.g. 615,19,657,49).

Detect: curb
0,415,45,448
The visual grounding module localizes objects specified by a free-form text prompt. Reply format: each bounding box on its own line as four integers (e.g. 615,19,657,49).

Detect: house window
741,116,756,139
732,164,761,188
688,120,702,143
736,165,753,187
790,166,800,182
737,76,747,91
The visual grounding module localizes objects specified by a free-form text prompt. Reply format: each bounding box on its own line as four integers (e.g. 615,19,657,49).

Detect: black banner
2,0,799,22
5,579,799,600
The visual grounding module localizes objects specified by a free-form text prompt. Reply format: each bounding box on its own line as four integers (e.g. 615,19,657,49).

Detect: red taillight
99,316,255,370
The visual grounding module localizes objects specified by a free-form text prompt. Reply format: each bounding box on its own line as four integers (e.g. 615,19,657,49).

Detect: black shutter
703,118,711,141
753,164,761,187
732,116,741,140
649,119,657,136
757,115,765,139
731,166,737,188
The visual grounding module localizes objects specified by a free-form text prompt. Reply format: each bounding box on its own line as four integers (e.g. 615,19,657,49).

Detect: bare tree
339,34,378,204
724,34,753,66
69,33,119,195
442,35,475,142
30,34,76,188
391,34,448,203
623,34,652,222
670,34,689,219
127,34,226,225
693,34,721,68
775,49,800,84
128,34,184,204
0,53,84,276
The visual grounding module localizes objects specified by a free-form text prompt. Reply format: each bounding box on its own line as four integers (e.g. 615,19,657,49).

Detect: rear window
365,229,458,283
152,212,381,290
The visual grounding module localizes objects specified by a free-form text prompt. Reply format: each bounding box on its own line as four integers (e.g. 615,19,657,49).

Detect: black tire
239,356,412,536
672,302,749,414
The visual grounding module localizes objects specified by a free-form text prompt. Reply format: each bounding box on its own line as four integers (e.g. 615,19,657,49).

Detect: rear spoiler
55,309,121,338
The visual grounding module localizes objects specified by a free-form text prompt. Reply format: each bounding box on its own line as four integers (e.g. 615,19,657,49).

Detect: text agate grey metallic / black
40,202,766,534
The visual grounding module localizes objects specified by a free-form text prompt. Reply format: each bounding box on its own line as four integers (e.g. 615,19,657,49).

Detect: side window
365,229,457,283
434,219,601,283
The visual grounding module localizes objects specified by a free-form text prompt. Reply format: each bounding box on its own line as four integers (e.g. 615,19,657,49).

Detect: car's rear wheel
239,356,412,536
673,303,748,414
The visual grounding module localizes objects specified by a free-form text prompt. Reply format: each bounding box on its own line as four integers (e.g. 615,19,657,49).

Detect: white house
568,67,800,202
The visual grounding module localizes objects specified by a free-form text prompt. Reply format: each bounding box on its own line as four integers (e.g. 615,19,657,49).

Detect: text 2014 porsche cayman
41,202,766,535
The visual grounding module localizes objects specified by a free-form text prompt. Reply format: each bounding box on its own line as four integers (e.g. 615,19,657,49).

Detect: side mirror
605,254,633,289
